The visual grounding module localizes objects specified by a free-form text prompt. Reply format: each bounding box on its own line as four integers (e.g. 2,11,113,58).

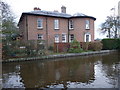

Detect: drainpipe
68,19,70,43
45,17,48,50
25,15,28,40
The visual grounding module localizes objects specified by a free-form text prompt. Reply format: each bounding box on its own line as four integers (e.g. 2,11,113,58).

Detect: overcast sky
4,0,120,39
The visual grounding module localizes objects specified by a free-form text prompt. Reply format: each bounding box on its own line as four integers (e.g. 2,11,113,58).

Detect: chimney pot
54,10,59,12
34,7,41,11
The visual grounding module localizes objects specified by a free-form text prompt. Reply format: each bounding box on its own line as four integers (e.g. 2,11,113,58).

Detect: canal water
2,52,120,89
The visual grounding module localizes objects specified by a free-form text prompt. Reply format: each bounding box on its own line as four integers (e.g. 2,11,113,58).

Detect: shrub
88,41,103,51
48,46,54,51
2,40,46,59
68,39,83,53
81,42,89,51
2,40,27,59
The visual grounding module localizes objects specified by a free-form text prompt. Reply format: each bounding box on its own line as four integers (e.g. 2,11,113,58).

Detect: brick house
18,6,96,47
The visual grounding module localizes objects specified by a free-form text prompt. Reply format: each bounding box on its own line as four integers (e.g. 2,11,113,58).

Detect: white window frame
38,34,43,40
62,34,67,42
54,19,59,30
85,20,90,30
37,18,43,29
55,34,59,43
84,34,91,42
69,34,74,42
69,20,74,30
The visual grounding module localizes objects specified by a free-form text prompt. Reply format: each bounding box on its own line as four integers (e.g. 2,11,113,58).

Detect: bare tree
101,16,120,38
0,0,18,41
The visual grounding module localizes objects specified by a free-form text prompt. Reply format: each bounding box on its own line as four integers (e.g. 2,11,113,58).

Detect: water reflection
2,65,24,88
2,52,120,88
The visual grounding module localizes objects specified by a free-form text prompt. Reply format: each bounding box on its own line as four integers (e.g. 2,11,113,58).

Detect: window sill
69,28,74,30
62,41,67,43
85,28,90,30
54,28,59,30
55,42,59,43
37,27,43,30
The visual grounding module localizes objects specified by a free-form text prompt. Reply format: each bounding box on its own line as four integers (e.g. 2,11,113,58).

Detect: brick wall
19,14,95,47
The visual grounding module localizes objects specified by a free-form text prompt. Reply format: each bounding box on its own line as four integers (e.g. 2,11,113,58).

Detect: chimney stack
61,6,66,13
34,7,41,11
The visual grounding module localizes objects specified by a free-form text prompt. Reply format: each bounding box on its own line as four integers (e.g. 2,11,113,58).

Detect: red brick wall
69,18,94,42
19,14,95,47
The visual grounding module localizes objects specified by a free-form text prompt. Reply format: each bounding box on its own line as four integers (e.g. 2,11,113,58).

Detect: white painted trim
84,33,91,42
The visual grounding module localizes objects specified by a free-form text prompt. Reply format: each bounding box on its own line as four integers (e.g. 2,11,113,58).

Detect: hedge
102,39,120,50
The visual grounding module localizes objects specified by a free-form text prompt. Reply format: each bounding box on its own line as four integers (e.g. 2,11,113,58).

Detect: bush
80,41,103,51
68,40,83,53
88,41,103,51
102,39,119,50
81,42,89,51
48,46,54,51
2,40,27,59
2,40,46,59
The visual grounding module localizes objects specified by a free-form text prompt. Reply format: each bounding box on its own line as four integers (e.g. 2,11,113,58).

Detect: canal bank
2,50,117,63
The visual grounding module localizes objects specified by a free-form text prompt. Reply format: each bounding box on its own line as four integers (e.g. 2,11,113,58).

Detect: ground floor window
62,34,67,42
84,34,91,42
69,34,74,42
54,34,59,43
38,34,43,40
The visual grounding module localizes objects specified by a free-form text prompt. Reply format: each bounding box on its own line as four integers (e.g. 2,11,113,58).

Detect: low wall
2,50,117,63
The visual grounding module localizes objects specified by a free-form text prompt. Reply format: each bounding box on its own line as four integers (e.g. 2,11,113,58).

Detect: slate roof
29,10,71,18
22,10,96,20
18,10,96,25
23,10,72,18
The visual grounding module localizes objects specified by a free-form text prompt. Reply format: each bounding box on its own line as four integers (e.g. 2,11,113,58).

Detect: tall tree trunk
108,28,111,38
114,21,118,38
